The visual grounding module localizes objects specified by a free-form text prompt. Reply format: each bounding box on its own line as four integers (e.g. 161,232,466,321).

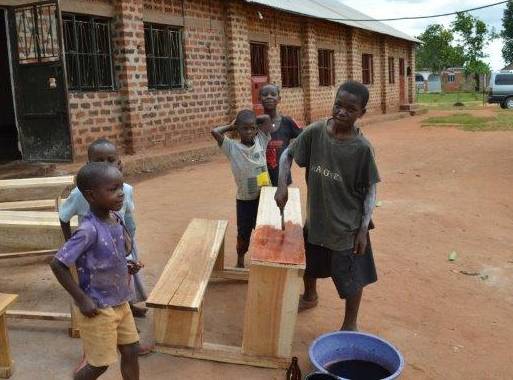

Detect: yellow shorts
77,302,139,367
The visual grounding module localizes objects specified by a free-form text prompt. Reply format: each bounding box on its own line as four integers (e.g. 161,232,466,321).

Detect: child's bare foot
298,294,318,312
236,254,245,268
340,323,358,331
130,303,148,318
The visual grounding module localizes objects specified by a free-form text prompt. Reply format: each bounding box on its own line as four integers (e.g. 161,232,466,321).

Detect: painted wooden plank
0,176,74,203
249,187,305,268
0,199,56,211
242,265,303,358
0,295,17,316
146,219,228,311
155,342,290,369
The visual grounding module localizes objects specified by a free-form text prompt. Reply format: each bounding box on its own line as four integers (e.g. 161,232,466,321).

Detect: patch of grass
417,92,487,110
422,111,513,131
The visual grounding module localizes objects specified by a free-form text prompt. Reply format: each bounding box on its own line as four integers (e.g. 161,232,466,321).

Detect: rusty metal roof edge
244,0,420,43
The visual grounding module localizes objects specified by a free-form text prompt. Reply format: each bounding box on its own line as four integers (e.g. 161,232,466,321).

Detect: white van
487,72,513,109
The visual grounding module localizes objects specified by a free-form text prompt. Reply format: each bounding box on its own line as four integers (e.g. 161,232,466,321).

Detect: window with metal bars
388,57,395,84
280,45,301,88
250,42,268,76
318,49,335,86
144,23,184,89
62,14,114,91
362,54,374,85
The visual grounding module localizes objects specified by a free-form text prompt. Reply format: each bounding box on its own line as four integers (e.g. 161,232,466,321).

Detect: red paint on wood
249,223,305,266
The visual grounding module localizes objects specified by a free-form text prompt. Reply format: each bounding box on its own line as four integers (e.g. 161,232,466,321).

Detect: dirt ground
2,107,513,379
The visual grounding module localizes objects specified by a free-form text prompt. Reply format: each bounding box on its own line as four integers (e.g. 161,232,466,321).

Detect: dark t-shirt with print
289,119,381,251
266,116,302,186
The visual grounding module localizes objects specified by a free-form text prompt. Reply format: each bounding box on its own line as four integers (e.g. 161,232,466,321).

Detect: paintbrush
280,207,285,231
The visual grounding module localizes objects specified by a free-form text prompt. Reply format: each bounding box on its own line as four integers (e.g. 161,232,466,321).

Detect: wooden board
0,211,78,251
0,176,74,203
0,314,14,378
0,295,17,316
153,308,203,348
211,268,249,281
242,265,303,358
6,310,70,321
249,187,305,268
0,199,56,211
156,342,290,369
0,249,56,260
146,219,228,311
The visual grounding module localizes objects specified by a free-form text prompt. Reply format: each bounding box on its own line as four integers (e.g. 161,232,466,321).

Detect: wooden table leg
0,314,14,378
242,264,304,358
154,306,203,349
213,238,225,272
68,266,80,338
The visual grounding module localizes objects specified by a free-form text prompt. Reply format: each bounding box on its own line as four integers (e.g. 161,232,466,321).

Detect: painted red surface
249,223,305,266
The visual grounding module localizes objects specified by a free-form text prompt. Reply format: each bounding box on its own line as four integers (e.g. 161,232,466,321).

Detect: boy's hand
78,296,98,318
127,260,144,275
275,186,288,210
353,228,368,255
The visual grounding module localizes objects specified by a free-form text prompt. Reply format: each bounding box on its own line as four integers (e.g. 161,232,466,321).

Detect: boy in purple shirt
50,162,141,380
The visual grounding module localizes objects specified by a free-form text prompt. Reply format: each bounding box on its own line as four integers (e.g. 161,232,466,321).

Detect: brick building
0,0,418,162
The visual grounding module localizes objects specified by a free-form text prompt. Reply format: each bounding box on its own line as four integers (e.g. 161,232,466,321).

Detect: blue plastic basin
308,331,404,380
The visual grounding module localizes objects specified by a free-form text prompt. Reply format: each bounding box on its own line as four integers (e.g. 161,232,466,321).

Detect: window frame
447,74,456,83
362,53,374,85
280,45,301,88
250,42,268,76
318,49,335,86
388,57,395,84
62,13,115,92
144,22,185,90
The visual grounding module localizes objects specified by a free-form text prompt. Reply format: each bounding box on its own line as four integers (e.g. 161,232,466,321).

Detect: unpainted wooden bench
0,293,17,378
146,218,229,348
0,176,74,203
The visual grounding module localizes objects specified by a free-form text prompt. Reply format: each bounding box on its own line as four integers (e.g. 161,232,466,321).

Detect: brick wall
64,0,416,158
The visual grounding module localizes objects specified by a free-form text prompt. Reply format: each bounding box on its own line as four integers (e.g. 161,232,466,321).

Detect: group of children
50,80,380,379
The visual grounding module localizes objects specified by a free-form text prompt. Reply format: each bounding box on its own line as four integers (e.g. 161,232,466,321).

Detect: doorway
399,58,406,104
0,9,21,162
250,42,269,115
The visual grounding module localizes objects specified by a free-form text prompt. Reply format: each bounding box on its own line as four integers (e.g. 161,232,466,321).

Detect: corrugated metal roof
245,0,420,43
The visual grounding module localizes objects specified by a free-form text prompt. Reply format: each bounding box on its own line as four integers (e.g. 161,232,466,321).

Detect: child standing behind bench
59,139,147,317
259,84,302,186
211,110,272,268
275,81,380,331
50,162,141,380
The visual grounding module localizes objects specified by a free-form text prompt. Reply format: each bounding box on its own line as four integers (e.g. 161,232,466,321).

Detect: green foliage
451,13,496,76
502,0,513,64
415,24,465,71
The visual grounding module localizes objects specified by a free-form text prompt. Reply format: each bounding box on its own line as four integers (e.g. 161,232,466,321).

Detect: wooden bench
0,293,17,378
152,188,304,369
146,218,229,348
0,176,74,203
0,199,57,212
0,211,78,252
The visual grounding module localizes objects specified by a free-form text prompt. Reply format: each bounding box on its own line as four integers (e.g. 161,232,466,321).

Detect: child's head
76,162,124,212
259,84,281,112
235,109,257,145
87,138,122,172
332,80,369,128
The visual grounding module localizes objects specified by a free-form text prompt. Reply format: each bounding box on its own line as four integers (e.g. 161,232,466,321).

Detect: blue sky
338,0,508,70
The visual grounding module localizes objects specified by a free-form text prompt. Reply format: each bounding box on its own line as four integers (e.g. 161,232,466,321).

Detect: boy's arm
256,114,273,134
353,184,377,255
50,259,98,317
211,120,235,146
60,220,72,241
274,147,294,210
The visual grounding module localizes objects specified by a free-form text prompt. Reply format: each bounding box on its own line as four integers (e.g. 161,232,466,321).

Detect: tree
451,12,496,76
502,0,513,64
415,24,465,72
